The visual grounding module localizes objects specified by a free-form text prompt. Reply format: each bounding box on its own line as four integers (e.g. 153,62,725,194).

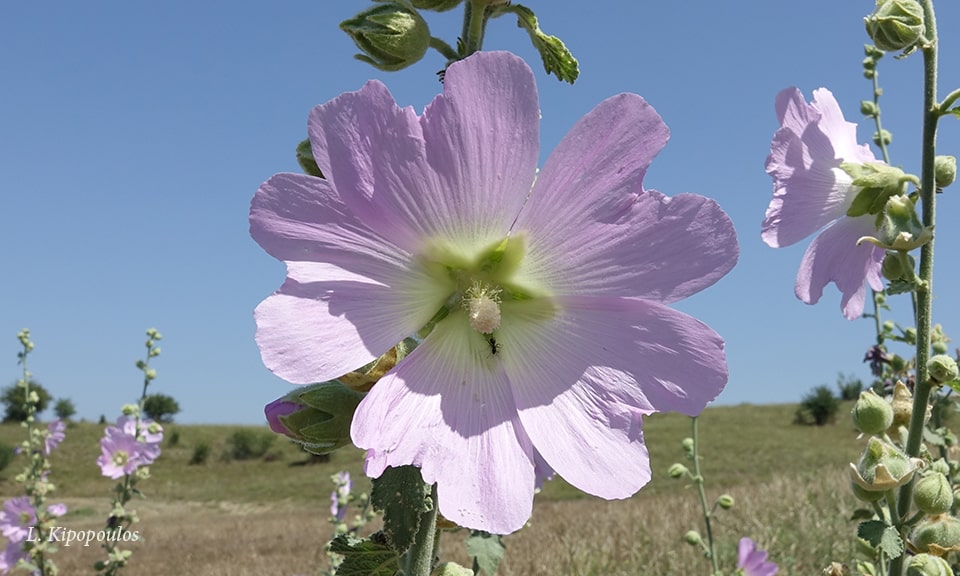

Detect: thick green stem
690,417,719,574
889,2,940,574
404,484,438,576
463,0,488,56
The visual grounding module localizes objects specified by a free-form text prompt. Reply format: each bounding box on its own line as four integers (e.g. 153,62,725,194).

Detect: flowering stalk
890,1,941,573
94,329,164,576
689,417,719,574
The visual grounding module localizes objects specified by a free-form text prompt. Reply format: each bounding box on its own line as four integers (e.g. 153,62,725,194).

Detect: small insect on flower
488,337,501,356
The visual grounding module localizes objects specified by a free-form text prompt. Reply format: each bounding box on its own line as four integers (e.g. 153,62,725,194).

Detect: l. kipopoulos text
26,526,141,547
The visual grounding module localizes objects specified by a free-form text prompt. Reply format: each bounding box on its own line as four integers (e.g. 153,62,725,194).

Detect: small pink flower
45,419,66,455
737,537,778,576
97,433,143,479
763,87,884,320
0,541,28,575
46,503,67,518
0,498,35,543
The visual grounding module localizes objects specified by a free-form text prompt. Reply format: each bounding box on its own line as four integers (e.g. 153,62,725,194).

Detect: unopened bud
340,3,431,71
915,472,954,514
431,562,474,576
717,494,735,510
668,463,688,479
865,0,925,52
873,129,893,147
928,355,959,384
907,554,953,576
681,437,694,452
911,515,960,556
852,389,894,434
411,0,463,11
850,436,921,492
935,156,956,190
861,100,879,116
683,530,702,546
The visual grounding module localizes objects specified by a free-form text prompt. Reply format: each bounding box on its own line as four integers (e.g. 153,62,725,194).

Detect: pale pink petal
795,215,885,320
515,185,737,303
762,87,877,248
351,317,536,534
308,51,538,255
250,172,410,285
255,262,451,384
501,295,727,497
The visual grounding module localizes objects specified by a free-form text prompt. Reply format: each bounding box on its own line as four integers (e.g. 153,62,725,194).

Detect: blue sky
2,2,959,424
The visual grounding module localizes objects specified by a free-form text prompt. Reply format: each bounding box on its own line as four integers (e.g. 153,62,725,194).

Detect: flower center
463,281,501,335
113,451,129,466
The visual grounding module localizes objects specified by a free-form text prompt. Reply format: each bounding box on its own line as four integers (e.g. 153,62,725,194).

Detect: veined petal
795,215,885,320
501,295,728,497
762,87,876,248
515,187,738,303
255,261,449,384
351,315,536,534
308,52,538,257
250,172,410,285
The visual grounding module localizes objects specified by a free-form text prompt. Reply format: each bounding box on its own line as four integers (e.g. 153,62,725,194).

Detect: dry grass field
0,402,872,575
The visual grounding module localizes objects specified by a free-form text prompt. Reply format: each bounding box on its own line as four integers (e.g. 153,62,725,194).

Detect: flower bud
851,481,886,503
852,390,894,434
717,494,734,510
891,380,914,428
411,0,463,11
929,458,950,476
859,194,933,252
860,100,879,116
850,436,921,492
862,58,877,71
432,562,474,576
340,3,431,71
881,252,912,281
907,554,953,576
927,355,959,384
681,437,694,452
264,381,365,454
914,472,954,514
934,156,956,190
683,530,702,546
668,463,688,479
904,328,917,345
865,0,925,52
911,514,960,556
873,129,893,147
933,341,948,355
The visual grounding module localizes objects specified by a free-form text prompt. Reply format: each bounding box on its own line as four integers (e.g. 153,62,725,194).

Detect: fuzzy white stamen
464,282,502,334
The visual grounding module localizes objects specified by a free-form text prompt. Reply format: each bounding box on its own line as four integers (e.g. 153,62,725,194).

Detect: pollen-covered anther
464,283,501,334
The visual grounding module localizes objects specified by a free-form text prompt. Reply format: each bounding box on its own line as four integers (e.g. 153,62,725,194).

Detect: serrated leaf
329,534,399,576
850,508,877,521
879,526,903,559
886,279,917,295
923,426,947,446
370,465,431,553
858,519,887,547
509,4,579,84
466,531,505,575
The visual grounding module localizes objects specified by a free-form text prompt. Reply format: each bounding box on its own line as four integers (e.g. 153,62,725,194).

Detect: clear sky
3,2,959,424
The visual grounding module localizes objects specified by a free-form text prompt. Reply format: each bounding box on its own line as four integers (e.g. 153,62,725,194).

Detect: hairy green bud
873,129,893,147
411,0,463,11
911,515,960,556
264,381,365,454
865,0,925,52
928,355,959,384
683,530,702,546
340,3,431,71
668,463,688,479
907,554,953,576
850,436,921,492
852,390,894,434
915,472,954,514
861,100,879,117
934,155,956,190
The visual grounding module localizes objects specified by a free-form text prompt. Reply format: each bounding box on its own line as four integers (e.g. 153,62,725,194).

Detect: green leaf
879,526,903,559
946,379,960,394
296,139,325,178
329,534,399,576
948,107,960,118
370,465,431,553
509,5,579,84
466,531,505,575
858,519,887,547
886,279,917,295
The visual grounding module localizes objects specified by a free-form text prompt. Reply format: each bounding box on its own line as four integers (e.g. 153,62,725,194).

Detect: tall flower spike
763,87,884,320
250,51,739,534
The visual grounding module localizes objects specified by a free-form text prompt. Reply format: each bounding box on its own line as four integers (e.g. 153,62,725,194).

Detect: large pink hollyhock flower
763,87,885,320
250,51,738,533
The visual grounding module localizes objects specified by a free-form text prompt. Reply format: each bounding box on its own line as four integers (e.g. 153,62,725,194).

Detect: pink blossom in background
763,87,884,320
737,537,778,576
251,51,738,533
44,419,66,455
0,498,34,542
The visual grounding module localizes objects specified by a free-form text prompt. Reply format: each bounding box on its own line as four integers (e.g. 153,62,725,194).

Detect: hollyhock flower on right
736,537,778,576
762,87,884,319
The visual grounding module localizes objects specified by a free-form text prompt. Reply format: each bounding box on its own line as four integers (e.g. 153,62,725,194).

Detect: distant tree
836,373,864,401
2,380,52,422
54,398,77,421
795,385,840,426
143,394,181,423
